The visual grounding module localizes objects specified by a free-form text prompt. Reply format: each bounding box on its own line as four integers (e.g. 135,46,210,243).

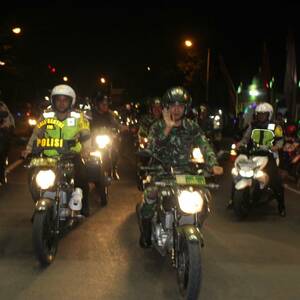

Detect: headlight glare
239,169,254,178
35,170,56,189
178,190,204,214
96,135,110,149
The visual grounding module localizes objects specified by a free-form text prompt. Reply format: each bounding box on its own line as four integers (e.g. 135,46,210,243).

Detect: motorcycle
84,127,116,205
231,147,275,219
26,142,85,266
137,148,218,300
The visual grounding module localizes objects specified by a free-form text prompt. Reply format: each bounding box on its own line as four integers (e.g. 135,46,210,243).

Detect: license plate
176,175,206,185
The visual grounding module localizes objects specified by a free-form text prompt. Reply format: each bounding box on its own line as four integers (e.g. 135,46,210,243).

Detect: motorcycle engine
153,212,174,254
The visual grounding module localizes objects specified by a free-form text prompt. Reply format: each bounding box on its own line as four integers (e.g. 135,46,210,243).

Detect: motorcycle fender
35,198,54,212
235,179,252,190
177,225,203,246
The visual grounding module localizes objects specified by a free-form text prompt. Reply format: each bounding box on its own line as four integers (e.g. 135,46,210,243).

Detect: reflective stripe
71,111,80,119
251,129,274,147
268,123,275,130
43,112,55,118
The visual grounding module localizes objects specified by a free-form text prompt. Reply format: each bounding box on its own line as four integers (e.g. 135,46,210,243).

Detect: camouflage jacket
138,114,160,139
148,118,218,168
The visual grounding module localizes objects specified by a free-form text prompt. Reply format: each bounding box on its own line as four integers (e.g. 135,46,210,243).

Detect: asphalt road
0,143,300,300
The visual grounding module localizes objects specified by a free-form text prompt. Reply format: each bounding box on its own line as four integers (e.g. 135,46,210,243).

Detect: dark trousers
266,155,285,208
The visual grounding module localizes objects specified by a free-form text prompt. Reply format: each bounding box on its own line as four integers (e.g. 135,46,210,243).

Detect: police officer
231,102,286,217
22,84,91,216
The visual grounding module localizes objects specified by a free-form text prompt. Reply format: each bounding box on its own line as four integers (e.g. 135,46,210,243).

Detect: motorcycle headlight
28,118,37,126
90,151,101,159
178,190,204,214
192,147,204,163
231,167,238,176
96,135,110,149
239,169,254,178
252,156,268,170
35,170,56,190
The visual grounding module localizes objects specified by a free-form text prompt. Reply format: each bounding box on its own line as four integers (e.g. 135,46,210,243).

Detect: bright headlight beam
36,170,56,190
192,147,204,163
239,169,254,178
178,191,204,214
96,135,110,149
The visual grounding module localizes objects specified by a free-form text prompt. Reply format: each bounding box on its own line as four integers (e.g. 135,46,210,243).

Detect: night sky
1,0,299,110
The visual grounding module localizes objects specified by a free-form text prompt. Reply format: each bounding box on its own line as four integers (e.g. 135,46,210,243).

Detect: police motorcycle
26,139,85,266
83,127,117,205
231,129,278,219
137,147,219,300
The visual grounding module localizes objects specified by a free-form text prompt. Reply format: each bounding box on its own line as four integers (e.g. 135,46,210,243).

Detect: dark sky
1,0,300,107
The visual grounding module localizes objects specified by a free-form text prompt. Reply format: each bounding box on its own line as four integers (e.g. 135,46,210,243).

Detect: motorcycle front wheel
177,238,202,300
32,210,58,266
233,188,251,220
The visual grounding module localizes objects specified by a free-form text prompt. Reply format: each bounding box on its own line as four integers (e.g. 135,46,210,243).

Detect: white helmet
255,102,273,120
50,84,76,107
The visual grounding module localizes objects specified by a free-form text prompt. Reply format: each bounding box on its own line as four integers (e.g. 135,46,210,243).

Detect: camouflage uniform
141,117,218,218
138,115,158,139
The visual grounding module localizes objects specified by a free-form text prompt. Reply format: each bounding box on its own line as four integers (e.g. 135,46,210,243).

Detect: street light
12,27,21,35
147,66,151,71
100,77,106,84
63,76,68,82
0,60,5,66
184,40,193,48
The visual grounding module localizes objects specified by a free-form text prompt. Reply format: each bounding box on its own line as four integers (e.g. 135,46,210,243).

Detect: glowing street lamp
100,77,106,84
12,27,21,35
184,40,193,48
0,60,6,66
63,76,68,82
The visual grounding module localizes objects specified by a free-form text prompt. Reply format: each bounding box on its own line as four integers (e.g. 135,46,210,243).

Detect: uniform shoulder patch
43,112,55,118
70,111,80,119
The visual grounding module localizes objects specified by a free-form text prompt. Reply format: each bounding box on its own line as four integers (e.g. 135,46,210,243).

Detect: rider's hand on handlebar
271,145,280,152
21,149,31,159
212,165,223,176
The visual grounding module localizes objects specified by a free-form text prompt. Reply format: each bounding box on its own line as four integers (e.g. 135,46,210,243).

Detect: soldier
138,97,162,142
137,86,223,247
